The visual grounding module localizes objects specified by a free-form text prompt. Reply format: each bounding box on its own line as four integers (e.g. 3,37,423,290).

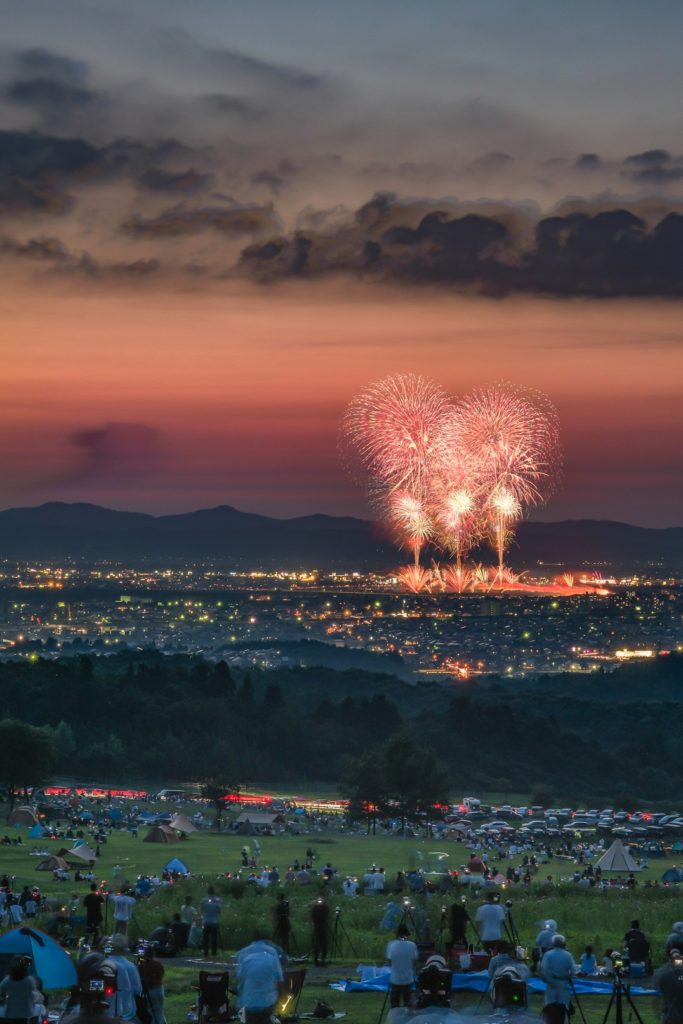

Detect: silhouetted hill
0,502,680,569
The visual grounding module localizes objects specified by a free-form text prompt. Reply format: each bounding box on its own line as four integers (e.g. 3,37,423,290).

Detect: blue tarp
331,971,657,997
28,824,45,838
0,927,77,989
164,857,189,874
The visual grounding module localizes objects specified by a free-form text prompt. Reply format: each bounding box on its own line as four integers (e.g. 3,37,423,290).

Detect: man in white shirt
9,901,23,925
475,892,507,951
386,925,419,1008
372,869,386,894
110,888,137,938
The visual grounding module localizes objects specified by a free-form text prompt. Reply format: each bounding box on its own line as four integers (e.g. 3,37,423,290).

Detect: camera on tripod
611,953,630,977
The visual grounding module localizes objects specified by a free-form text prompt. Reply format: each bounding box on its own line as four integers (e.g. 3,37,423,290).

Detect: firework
396,565,433,593
342,375,562,592
343,373,449,565
450,383,561,581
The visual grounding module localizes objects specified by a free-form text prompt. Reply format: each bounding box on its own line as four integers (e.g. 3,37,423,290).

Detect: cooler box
469,952,491,971
629,963,646,978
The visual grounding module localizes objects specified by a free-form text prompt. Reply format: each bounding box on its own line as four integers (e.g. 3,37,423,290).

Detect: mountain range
0,502,681,570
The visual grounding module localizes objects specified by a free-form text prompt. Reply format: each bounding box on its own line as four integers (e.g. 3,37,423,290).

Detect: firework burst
342,375,562,591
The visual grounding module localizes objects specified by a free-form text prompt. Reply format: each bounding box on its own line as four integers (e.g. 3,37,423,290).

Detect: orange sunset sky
2,280,680,525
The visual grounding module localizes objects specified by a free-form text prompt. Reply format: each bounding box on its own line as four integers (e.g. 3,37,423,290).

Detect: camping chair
196,969,230,1023
278,967,307,1020
492,968,528,1009
416,957,452,1008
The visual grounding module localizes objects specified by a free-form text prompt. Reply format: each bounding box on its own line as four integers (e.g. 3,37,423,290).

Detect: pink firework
343,373,449,565
451,383,561,582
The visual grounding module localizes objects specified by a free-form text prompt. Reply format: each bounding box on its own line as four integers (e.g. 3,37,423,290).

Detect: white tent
68,845,98,862
169,814,197,834
594,839,641,872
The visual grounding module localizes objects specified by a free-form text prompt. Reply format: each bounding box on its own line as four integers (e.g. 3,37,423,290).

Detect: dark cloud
251,159,297,194
121,201,281,238
576,153,601,169
0,129,100,212
237,192,683,297
6,78,99,115
0,234,70,262
203,44,325,91
136,167,213,195
69,422,162,481
14,48,88,82
624,148,671,167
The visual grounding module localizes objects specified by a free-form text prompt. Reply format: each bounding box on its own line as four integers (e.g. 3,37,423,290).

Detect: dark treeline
0,651,681,805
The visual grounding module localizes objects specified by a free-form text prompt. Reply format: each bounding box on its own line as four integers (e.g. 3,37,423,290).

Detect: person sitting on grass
579,946,597,975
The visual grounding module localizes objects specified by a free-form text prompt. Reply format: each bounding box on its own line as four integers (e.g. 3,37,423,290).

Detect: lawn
2,813,680,1023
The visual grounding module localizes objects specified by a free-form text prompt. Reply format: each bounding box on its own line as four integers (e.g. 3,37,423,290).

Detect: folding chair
196,969,230,1023
278,967,307,1020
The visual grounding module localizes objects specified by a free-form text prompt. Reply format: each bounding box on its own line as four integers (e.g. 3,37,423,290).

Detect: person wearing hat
386,924,418,1008
666,924,683,957
107,934,143,1021
534,920,558,969
541,934,576,1011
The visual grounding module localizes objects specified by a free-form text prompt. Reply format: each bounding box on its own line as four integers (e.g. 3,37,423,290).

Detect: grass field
2,814,681,1023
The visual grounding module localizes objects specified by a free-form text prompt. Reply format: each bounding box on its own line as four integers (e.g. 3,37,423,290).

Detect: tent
8,806,38,827
169,814,197,834
143,825,176,844
0,927,77,989
28,823,46,839
164,857,190,875
662,867,683,883
68,845,97,862
36,855,69,872
594,839,641,872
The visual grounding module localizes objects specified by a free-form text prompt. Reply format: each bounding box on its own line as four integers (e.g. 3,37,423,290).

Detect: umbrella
0,927,77,989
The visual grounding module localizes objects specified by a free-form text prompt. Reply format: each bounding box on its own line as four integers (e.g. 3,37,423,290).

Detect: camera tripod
600,970,646,1024
330,907,358,958
503,902,521,948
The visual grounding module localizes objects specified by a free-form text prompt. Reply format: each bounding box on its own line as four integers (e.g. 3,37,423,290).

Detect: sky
1,0,682,526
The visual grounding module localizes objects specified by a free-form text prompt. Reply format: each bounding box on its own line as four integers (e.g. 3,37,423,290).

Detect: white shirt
475,902,506,941
386,938,419,985
111,893,136,921
372,872,386,891
9,904,23,923
108,956,142,1020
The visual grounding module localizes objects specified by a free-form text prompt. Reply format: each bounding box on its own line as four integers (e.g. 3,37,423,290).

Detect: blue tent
28,824,45,839
164,857,189,874
108,808,123,820
662,867,683,883
0,927,77,989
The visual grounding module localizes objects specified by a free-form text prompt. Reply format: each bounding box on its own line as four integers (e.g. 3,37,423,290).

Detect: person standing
655,949,683,1024
311,898,330,967
83,883,103,944
108,935,143,1022
541,935,576,1012
0,956,37,1022
624,920,650,966
236,933,284,1024
139,946,166,1024
179,895,197,949
201,886,222,957
110,888,136,938
475,893,506,952
273,894,291,954
386,924,418,1008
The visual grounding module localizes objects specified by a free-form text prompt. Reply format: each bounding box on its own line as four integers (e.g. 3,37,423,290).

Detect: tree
0,720,56,813
339,749,390,834
200,774,241,831
382,734,449,833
